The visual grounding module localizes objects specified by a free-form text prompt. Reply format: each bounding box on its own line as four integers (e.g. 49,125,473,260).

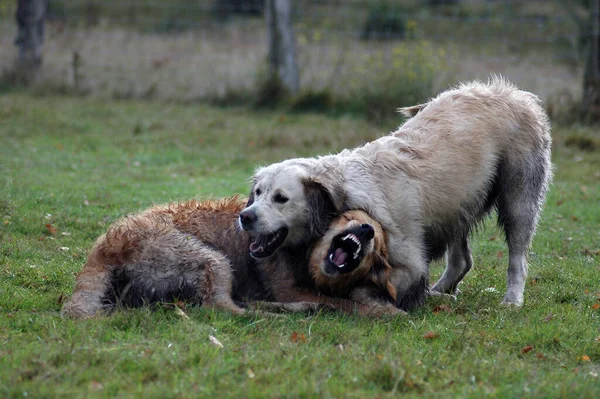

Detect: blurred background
0,0,595,124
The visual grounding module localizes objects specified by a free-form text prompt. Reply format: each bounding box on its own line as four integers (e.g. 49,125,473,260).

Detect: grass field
1,93,599,398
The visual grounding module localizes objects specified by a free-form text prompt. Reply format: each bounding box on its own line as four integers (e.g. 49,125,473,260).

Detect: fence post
265,0,299,94
583,0,600,122
14,0,48,82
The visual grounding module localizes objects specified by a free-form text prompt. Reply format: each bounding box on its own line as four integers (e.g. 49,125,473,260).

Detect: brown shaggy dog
61,197,395,318
61,196,267,318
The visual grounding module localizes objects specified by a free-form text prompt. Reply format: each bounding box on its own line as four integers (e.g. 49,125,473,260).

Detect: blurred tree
214,0,264,19
14,0,48,82
265,0,299,94
583,0,600,122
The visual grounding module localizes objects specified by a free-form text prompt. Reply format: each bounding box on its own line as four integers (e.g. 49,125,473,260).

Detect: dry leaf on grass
543,313,555,323
521,345,533,354
209,335,223,348
432,304,451,314
290,332,307,343
577,355,591,362
423,331,439,339
174,307,190,320
45,223,57,235
591,303,600,310
246,369,255,379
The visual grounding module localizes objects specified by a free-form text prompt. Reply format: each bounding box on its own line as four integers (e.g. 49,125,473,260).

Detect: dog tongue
332,248,347,266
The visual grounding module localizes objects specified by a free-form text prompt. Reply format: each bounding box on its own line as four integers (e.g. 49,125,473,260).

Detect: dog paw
500,298,523,308
246,301,324,313
358,303,407,317
426,290,457,301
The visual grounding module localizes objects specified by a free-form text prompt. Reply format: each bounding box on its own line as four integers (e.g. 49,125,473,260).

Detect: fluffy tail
398,103,428,118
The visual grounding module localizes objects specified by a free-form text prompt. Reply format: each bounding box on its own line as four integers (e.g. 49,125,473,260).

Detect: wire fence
0,0,585,112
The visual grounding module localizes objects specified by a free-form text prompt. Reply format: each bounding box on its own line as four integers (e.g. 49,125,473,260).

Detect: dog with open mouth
309,210,403,316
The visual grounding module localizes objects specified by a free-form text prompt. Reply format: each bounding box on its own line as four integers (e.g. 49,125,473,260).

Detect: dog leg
246,301,328,313
350,287,407,317
385,231,429,311
192,248,247,315
61,264,112,318
497,154,551,307
431,235,472,295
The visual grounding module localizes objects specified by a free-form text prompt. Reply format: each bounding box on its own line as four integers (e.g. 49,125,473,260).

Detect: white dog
239,77,552,309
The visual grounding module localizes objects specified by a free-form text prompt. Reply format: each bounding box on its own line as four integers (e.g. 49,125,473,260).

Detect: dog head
309,210,396,301
239,159,345,258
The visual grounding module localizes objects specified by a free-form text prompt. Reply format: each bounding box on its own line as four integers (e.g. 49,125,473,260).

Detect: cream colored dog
239,77,552,309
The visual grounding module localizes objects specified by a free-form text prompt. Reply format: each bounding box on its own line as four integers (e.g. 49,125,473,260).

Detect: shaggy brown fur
61,196,267,318
61,196,389,318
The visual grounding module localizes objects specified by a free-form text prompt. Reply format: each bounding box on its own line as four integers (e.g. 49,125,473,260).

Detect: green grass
1,93,599,398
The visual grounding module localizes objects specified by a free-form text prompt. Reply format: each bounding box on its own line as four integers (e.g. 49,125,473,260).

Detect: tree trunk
582,0,600,122
265,0,299,94
14,0,48,82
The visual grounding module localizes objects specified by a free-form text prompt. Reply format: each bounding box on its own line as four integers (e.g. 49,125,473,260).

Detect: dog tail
398,103,428,118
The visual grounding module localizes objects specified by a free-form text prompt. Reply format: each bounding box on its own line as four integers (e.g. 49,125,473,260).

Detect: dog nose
239,209,257,229
359,223,375,239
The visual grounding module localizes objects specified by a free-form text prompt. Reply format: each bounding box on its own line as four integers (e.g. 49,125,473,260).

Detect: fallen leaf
595,336,600,342
59,247,70,251
246,368,255,379
543,313,554,322
61,232,71,236
496,251,503,259
290,332,306,343
3,220,9,225
89,381,103,390
174,307,190,320
592,304,600,310
57,294,64,305
521,345,533,354
209,335,223,348
571,215,579,221
577,355,591,362
83,199,90,206
536,353,546,359
556,199,564,206
488,235,496,241
423,331,439,339
432,304,451,314
45,223,57,235
335,344,344,353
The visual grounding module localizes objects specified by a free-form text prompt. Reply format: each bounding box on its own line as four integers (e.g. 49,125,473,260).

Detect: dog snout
239,209,257,230
359,223,375,240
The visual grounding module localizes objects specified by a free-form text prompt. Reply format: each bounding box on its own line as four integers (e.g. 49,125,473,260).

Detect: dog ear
302,179,339,239
369,253,397,302
245,183,256,207
305,165,345,211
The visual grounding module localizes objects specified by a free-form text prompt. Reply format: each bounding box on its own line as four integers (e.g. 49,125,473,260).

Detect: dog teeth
342,234,360,245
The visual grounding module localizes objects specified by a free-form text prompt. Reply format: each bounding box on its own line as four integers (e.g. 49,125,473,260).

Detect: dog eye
255,188,261,196
273,193,288,204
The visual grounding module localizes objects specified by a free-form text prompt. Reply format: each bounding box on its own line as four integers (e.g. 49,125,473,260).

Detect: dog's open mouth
249,227,288,258
325,232,366,274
